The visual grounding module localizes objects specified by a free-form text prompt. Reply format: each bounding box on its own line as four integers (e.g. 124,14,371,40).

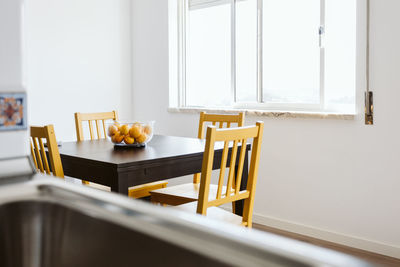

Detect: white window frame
172,0,357,113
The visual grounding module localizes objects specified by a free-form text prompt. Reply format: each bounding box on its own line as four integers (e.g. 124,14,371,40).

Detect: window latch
365,92,373,125
319,26,325,35
319,26,325,48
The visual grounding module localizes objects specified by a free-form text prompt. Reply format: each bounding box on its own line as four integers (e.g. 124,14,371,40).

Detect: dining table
58,135,251,215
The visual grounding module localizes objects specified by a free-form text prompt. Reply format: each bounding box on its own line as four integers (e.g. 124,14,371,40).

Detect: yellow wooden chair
74,111,168,198
172,122,264,228
150,112,245,206
30,125,64,178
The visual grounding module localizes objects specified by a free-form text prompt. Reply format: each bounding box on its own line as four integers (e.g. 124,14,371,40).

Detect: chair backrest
197,112,245,139
193,112,245,184
74,111,118,141
30,125,64,178
196,122,264,227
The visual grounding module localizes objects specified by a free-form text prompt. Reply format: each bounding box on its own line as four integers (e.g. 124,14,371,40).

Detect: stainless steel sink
0,157,373,267
0,200,231,267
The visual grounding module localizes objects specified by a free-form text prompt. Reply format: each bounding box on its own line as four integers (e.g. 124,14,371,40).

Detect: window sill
168,107,356,120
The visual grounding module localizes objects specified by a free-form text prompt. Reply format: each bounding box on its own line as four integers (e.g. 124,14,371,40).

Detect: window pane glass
236,0,257,102
325,0,356,112
262,0,320,104
186,4,231,107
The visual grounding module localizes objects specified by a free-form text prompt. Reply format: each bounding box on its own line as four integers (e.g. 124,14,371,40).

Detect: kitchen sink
0,200,229,267
0,157,372,267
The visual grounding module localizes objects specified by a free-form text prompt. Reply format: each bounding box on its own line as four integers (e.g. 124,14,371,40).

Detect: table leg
234,150,249,216
110,175,129,196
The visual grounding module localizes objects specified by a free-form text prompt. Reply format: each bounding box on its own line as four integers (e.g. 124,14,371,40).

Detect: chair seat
150,183,234,206
172,201,243,226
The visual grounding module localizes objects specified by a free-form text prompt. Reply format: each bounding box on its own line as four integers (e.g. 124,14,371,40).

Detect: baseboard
253,213,400,259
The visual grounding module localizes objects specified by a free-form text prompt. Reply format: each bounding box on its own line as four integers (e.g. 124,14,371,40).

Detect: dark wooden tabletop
59,135,209,167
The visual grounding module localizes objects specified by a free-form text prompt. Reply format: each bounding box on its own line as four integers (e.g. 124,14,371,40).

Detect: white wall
25,0,132,142
0,0,28,159
131,0,400,257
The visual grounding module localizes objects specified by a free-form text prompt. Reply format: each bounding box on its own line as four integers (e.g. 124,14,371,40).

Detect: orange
114,123,121,131
111,132,124,144
143,125,152,135
136,134,147,144
124,136,135,145
129,124,143,138
107,125,118,137
120,124,129,135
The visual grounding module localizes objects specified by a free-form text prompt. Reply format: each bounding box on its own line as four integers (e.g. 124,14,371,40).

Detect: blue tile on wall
0,92,27,131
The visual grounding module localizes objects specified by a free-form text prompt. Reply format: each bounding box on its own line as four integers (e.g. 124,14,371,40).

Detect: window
169,0,357,113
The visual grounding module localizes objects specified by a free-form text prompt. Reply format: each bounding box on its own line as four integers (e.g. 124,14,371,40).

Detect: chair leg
150,195,167,206
150,194,159,204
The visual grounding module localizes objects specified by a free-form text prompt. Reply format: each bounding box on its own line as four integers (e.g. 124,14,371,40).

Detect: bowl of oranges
106,121,154,147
